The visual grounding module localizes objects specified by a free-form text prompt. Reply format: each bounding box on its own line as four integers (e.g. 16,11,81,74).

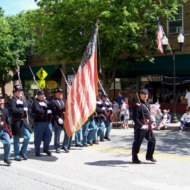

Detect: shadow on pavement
110,129,190,156
85,160,128,167
85,160,155,167
27,146,58,162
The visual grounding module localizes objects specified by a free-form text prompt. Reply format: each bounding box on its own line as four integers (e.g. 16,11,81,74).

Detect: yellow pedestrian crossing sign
38,80,46,89
36,68,48,80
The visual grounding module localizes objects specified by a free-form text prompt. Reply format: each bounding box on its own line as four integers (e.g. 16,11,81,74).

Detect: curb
112,121,181,131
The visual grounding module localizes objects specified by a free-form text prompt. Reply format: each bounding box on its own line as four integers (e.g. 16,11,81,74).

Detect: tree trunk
1,82,6,96
99,67,116,95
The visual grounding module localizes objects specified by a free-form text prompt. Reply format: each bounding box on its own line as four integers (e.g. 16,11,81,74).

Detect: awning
117,54,190,77
14,64,61,81
163,76,190,85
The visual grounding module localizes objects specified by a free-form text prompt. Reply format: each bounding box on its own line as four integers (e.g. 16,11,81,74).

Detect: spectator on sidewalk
124,98,130,129
117,92,124,109
185,88,190,110
180,108,190,132
155,109,163,129
120,99,126,128
158,110,171,130
112,99,119,126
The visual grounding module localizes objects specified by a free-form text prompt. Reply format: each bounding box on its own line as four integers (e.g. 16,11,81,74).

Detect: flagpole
97,30,102,74
59,68,71,90
158,18,185,123
96,23,107,96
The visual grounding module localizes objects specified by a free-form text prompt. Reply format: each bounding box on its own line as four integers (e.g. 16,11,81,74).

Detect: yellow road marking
89,145,190,161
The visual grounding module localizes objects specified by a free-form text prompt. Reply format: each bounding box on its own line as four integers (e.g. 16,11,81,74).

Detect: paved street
0,127,190,190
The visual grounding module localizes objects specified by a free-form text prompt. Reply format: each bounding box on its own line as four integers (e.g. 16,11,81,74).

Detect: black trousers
132,129,156,161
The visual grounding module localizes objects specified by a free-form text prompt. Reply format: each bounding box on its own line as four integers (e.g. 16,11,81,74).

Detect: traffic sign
38,80,46,89
46,80,58,89
36,68,48,80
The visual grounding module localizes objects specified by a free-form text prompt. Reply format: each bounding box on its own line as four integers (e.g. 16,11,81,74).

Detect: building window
167,7,183,35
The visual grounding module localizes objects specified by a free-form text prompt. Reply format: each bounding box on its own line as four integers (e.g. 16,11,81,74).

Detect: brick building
15,2,190,113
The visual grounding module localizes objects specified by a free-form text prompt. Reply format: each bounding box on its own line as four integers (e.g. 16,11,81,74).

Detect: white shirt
185,92,190,107
120,103,130,120
120,103,126,115
181,113,190,123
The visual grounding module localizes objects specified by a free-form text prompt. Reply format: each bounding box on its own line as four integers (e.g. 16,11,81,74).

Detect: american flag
64,25,98,136
157,23,164,54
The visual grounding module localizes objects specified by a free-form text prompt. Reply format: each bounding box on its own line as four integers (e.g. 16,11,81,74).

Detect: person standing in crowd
112,99,119,126
32,90,53,157
132,88,156,164
120,99,126,128
180,108,190,132
51,88,69,153
124,98,130,129
117,92,124,109
185,88,190,110
0,94,12,165
10,85,31,161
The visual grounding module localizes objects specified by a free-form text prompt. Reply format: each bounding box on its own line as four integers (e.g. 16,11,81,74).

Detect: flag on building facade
157,23,164,53
64,25,98,136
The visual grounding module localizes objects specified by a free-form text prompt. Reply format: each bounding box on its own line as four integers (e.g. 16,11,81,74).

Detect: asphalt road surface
0,127,189,190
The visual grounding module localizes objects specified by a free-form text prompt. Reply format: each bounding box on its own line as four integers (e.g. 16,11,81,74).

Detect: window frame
167,7,184,35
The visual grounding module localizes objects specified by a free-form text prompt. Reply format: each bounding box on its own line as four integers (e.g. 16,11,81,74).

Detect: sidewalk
112,120,181,131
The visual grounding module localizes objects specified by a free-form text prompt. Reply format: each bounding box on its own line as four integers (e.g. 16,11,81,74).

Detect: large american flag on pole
157,23,164,54
64,25,98,136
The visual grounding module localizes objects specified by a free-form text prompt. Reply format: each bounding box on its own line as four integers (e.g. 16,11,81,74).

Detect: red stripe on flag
64,26,98,136
157,24,163,54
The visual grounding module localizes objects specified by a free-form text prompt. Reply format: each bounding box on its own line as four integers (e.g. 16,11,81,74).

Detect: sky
0,0,38,16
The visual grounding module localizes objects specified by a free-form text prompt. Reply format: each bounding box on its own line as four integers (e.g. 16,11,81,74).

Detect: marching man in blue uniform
32,90,53,156
51,88,71,153
102,94,113,141
94,94,106,142
10,85,31,161
132,88,156,164
0,94,12,165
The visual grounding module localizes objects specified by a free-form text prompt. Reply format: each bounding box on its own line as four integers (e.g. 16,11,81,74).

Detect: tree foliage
0,10,35,94
33,0,187,89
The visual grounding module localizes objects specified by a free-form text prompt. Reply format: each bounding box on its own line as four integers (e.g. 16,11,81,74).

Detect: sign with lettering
141,75,163,82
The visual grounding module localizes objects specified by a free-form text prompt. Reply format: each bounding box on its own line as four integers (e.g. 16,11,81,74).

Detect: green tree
33,0,187,91
0,10,35,95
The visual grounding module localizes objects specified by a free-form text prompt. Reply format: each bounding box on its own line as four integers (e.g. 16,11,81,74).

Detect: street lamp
162,33,184,123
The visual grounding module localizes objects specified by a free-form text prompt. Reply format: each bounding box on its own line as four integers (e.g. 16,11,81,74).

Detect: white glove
23,107,28,111
58,118,63,124
39,102,47,107
16,99,23,105
102,107,106,111
141,125,148,130
47,110,52,114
